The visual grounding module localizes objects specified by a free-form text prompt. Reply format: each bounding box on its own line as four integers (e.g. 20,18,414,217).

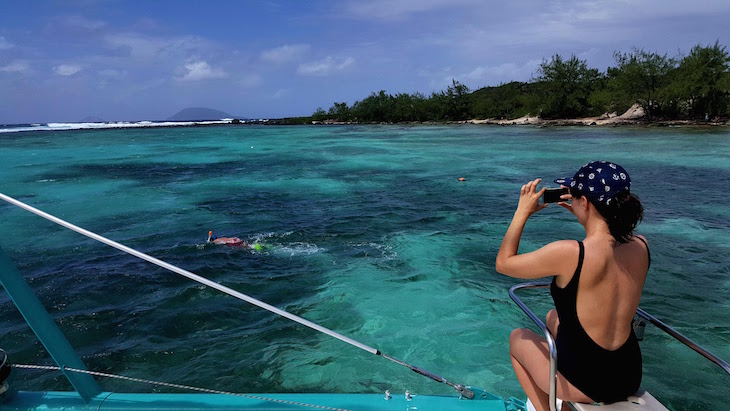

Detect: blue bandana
555,161,631,206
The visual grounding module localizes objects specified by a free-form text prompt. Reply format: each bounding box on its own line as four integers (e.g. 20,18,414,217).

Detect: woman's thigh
509,328,593,403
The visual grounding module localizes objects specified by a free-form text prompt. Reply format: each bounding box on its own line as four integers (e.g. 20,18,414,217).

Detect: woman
495,161,649,410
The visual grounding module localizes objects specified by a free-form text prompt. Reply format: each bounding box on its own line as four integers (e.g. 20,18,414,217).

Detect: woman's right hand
515,178,548,218
557,188,574,215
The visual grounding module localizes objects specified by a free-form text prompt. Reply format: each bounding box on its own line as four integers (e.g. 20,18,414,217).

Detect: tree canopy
309,42,730,123
535,54,603,119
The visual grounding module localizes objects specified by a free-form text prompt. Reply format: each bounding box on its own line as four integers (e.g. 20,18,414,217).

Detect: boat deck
2,391,514,411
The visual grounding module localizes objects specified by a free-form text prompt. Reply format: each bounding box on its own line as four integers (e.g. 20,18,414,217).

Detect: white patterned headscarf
555,161,631,206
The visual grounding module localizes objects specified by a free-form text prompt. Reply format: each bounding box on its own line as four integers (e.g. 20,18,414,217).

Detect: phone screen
543,187,569,203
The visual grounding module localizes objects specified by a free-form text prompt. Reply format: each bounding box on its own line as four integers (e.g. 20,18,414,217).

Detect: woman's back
574,235,650,350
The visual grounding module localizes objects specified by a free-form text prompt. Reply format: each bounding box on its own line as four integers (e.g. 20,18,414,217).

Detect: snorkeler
207,230,263,250
207,230,247,247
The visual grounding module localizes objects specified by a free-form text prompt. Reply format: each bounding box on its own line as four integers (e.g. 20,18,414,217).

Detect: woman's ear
581,196,589,209
583,196,598,215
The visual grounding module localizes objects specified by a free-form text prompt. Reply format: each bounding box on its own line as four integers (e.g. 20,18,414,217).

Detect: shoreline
2,116,728,135
313,118,729,127
316,104,728,127
463,117,729,127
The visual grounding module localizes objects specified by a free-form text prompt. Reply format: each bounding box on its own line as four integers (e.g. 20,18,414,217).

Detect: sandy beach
467,104,645,126
466,104,727,127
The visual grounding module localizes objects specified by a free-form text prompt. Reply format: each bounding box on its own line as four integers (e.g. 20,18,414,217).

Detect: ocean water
0,125,728,410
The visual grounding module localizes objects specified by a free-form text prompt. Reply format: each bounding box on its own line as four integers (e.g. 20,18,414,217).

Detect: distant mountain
167,107,234,121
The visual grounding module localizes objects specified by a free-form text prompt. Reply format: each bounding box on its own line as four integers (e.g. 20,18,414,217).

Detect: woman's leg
509,328,593,411
546,309,559,337
510,328,551,410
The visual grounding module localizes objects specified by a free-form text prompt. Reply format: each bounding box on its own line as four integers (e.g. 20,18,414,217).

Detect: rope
0,192,377,355
0,192,473,398
12,363,351,411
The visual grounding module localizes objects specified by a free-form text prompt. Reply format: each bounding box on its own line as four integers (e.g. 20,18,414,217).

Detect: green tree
535,54,602,119
674,41,730,118
312,107,327,121
391,92,429,122
609,48,677,119
426,90,449,121
469,81,542,119
445,79,471,120
350,90,396,122
327,102,351,121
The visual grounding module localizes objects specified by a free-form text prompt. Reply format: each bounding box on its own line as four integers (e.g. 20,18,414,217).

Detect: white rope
12,364,351,411
0,192,474,396
0,192,378,355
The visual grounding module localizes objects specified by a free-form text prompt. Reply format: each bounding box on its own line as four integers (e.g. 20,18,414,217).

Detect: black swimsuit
550,240,648,403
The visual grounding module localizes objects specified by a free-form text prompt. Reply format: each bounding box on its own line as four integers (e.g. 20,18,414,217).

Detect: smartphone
543,187,569,203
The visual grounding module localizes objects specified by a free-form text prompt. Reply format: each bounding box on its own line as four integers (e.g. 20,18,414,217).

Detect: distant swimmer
207,230,248,247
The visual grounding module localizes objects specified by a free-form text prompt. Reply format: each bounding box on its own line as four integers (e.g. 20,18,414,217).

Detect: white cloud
272,89,289,99
104,33,212,60
236,73,263,88
462,60,542,83
261,44,310,63
61,15,106,31
0,60,29,73
297,56,355,76
96,69,127,90
344,0,478,20
0,36,13,50
424,59,542,90
98,69,126,79
177,60,227,81
54,64,82,76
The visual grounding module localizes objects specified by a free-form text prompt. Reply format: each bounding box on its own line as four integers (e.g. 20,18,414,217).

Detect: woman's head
556,161,643,243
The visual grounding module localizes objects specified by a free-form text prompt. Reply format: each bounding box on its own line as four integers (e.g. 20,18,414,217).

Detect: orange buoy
458,177,466,182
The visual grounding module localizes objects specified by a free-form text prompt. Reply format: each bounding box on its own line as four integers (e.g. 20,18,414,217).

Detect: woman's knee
509,328,529,353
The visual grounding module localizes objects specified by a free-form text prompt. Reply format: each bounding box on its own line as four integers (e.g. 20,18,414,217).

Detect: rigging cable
11,363,351,411
0,192,474,399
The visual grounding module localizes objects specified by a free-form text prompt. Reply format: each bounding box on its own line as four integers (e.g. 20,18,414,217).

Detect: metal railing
633,307,730,376
508,282,560,411
508,281,730,411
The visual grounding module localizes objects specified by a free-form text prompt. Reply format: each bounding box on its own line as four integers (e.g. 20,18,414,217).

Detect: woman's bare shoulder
630,235,649,253
542,239,581,259
548,239,581,249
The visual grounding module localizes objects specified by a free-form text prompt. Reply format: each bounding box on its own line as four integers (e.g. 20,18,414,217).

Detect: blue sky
1,0,729,123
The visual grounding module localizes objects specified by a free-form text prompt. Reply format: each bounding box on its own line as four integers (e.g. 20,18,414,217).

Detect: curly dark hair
570,188,644,244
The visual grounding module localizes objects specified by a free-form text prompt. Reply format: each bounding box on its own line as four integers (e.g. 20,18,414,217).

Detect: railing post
509,282,559,411
0,244,102,401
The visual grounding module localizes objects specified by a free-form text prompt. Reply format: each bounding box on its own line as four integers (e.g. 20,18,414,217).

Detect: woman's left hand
515,178,548,218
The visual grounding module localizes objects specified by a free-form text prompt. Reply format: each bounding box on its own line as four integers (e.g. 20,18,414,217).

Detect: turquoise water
0,125,728,410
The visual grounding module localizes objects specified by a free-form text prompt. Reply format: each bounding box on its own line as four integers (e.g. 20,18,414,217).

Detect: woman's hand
557,188,574,215
515,178,548,218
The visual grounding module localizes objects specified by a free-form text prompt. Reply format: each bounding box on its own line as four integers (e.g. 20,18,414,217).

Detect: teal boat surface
1,391,516,411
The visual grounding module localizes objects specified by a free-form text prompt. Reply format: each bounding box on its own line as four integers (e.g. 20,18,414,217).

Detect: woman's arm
496,239,577,279
495,178,575,279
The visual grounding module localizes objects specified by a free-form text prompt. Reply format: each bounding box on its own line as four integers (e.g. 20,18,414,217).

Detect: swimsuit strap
564,240,585,290
634,236,651,269
576,240,585,277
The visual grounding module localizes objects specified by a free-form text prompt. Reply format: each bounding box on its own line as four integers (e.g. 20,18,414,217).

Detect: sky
1,1,729,123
